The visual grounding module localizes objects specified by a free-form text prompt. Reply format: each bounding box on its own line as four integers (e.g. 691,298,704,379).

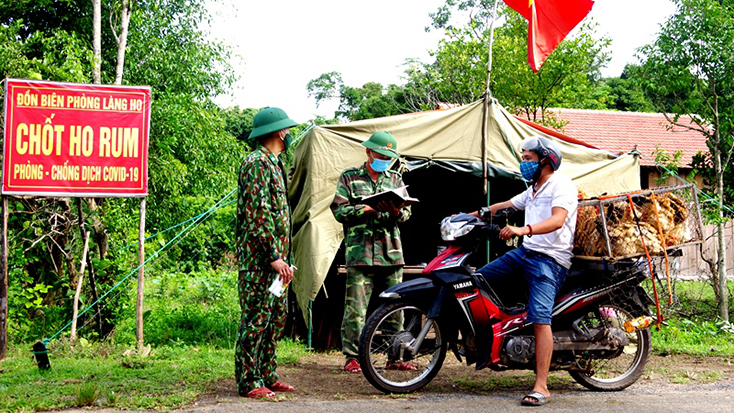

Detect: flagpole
482,0,500,195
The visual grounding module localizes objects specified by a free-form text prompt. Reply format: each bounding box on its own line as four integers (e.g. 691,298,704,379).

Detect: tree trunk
114,0,132,85
70,231,91,341
77,199,103,336
92,0,102,83
715,142,729,322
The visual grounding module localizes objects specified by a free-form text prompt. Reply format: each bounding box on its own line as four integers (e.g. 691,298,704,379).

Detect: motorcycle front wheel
569,304,652,391
358,300,447,393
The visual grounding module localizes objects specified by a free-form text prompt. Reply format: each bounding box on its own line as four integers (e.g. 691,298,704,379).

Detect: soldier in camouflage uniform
235,107,298,399
330,131,415,374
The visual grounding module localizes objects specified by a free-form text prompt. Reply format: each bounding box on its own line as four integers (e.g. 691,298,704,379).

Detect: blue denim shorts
476,245,568,325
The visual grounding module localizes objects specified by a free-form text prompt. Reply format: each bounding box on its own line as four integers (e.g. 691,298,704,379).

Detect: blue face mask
281,133,292,151
370,158,391,173
519,161,539,181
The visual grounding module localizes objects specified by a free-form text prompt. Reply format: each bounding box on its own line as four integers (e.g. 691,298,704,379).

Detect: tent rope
115,124,315,252
41,123,317,345
117,188,236,252
43,188,236,343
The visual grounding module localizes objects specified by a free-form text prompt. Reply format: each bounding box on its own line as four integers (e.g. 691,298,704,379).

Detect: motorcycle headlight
440,216,474,241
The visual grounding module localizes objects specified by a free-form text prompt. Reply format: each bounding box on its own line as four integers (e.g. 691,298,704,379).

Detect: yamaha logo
453,281,472,290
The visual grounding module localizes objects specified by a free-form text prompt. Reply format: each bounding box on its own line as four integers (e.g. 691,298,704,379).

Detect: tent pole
485,180,491,261
308,299,313,349
482,0,500,195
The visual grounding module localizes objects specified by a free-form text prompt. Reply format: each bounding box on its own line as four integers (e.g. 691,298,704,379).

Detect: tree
405,1,610,127
220,106,258,142
636,0,734,322
0,0,241,344
307,71,409,121
591,65,656,112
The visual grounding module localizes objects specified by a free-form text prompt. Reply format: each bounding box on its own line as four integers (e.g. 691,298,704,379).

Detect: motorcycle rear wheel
358,300,447,393
569,304,651,391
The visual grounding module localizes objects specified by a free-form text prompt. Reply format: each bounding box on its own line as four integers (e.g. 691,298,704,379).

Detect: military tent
288,99,640,331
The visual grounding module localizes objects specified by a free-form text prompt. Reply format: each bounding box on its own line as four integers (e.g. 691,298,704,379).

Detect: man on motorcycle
471,136,578,406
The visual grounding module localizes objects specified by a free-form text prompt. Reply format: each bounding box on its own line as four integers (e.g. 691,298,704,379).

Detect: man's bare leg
530,323,553,399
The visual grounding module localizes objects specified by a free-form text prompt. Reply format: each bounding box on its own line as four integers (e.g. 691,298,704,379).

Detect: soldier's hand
271,258,294,285
376,200,401,216
362,205,376,214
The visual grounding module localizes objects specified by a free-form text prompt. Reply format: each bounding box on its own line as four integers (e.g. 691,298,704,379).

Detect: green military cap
248,107,298,140
362,131,399,158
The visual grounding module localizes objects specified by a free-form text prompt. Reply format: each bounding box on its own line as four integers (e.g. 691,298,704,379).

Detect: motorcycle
357,209,656,394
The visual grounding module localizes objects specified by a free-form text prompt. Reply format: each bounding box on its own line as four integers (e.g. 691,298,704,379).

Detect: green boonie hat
248,107,298,140
362,131,399,158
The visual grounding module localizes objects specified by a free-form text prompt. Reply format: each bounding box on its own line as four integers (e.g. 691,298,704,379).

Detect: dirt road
57,353,734,413
181,352,734,413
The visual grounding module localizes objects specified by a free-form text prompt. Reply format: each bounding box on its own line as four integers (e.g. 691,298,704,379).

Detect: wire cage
574,184,704,260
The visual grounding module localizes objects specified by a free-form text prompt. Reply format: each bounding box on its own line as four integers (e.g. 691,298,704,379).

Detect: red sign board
2,79,151,197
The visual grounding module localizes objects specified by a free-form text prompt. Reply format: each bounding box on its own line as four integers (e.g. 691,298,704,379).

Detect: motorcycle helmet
520,136,562,171
440,213,485,241
248,107,298,140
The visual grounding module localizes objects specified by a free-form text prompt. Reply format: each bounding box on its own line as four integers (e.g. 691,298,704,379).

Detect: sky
208,0,679,122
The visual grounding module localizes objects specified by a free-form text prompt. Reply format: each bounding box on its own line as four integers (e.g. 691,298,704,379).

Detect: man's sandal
267,381,295,392
344,358,362,374
245,387,275,399
521,391,550,406
386,361,418,371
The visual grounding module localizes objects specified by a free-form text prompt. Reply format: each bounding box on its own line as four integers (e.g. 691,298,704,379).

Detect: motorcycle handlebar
479,206,517,222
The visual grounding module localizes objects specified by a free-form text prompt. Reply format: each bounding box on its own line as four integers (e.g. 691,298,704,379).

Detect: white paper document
269,265,297,297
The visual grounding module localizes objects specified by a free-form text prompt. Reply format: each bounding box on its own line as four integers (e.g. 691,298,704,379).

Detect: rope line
40,125,315,345
112,124,314,252
116,188,236,252
45,188,237,343
290,123,315,147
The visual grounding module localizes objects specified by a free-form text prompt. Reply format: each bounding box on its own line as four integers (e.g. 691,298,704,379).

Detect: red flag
503,0,595,72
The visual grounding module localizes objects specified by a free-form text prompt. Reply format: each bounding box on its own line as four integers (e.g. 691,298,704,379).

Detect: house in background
546,109,709,189
536,109,729,281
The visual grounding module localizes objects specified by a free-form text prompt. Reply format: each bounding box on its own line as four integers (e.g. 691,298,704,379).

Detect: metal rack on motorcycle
573,183,704,261
573,184,705,322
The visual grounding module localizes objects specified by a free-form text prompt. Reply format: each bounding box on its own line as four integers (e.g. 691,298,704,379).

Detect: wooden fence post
136,197,146,351
1,196,8,360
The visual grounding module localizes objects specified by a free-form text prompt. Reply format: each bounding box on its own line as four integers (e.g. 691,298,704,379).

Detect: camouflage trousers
234,271,287,395
342,265,403,360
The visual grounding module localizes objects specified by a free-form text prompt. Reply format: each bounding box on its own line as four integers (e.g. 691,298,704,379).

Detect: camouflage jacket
235,146,291,281
331,164,411,267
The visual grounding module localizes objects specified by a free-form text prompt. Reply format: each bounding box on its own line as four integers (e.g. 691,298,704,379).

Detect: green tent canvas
289,99,640,321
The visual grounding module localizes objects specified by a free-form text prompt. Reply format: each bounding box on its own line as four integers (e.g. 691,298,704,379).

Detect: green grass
639,279,734,356
668,370,723,384
651,317,734,356
3,273,731,412
0,338,308,412
277,336,313,365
